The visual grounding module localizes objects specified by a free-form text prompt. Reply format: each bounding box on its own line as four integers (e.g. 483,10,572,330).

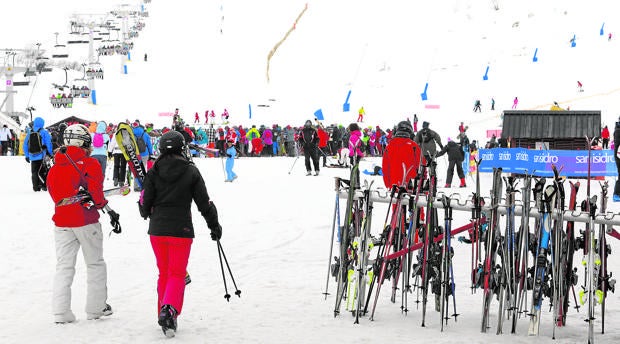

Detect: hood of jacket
33,117,45,131
96,121,107,133
151,154,190,183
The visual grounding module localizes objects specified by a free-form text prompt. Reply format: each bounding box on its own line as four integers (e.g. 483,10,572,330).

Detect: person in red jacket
46,124,121,323
316,122,329,166
602,125,610,149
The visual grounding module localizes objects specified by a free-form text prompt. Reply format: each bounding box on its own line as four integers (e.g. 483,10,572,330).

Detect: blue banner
478,148,617,177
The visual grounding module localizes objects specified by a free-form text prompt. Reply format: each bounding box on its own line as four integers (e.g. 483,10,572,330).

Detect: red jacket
47,146,107,227
317,128,329,148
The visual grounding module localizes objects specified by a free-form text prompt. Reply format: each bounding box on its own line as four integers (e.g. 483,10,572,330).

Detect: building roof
501,110,600,139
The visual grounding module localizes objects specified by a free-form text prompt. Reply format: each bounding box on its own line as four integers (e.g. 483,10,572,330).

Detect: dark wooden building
501,110,600,150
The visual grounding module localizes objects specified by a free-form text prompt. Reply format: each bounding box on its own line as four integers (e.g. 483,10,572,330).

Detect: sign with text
478,148,616,177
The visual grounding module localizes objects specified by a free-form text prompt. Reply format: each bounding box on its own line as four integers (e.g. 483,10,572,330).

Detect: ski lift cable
349,43,368,90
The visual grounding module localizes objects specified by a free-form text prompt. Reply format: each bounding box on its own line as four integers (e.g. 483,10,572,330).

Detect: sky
2,1,620,342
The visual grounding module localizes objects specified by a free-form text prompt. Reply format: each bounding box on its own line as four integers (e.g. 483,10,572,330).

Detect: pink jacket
348,130,364,157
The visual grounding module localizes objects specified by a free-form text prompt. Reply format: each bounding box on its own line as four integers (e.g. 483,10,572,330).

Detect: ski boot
158,304,178,337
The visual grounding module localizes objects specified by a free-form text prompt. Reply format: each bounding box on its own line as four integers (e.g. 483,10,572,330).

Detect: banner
478,148,617,177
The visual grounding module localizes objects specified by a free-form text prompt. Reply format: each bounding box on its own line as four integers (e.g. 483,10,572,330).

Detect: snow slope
1,156,619,343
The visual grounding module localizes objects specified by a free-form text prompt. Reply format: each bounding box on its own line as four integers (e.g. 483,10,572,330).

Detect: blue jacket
132,125,153,157
24,117,53,161
91,121,110,157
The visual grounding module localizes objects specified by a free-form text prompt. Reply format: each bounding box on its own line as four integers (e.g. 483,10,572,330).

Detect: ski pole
218,240,241,298
288,156,300,174
323,181,341,299
217,241,231,301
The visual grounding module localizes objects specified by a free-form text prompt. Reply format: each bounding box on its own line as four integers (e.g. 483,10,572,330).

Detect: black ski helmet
396,120,413,136
159,130,185,155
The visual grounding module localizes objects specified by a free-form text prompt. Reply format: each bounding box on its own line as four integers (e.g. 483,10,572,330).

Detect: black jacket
298,126,318,148
437,141,464,162
142,154,218,238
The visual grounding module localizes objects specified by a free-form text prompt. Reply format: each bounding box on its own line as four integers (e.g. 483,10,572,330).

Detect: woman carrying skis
139,130,222,337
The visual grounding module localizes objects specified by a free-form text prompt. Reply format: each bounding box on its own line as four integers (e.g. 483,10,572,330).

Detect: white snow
2,0,620,343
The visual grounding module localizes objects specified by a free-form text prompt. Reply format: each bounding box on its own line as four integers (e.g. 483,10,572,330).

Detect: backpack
136,132,147,153
93,133,104,148
28,129,44,155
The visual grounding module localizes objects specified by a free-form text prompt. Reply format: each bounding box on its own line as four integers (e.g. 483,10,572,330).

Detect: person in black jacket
139,130,222,336
437,138,466,188
298,119,320,175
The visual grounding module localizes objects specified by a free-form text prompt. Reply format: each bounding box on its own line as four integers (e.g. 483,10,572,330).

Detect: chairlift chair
51,33,69,58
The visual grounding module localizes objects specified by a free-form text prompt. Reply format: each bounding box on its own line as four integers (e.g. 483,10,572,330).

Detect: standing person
262,126,273,157
577,81,583,92
91,121,110,178
413,114,419,133
413,121,443,164
144,53,148,62
204,110,209,125
24,117,54,191
614,119,620,201
46,123,121,323
473,99,482,112
357,106,365,122
348,122,364,166
512,97,519,109
224,138,237,182
139,130,222,336
437,138,466,188
602,125,610,149
316,122,329,167
107,134,127,187
491,97,496,110
0,124,12,155
298,120,320,175
194,112,200,124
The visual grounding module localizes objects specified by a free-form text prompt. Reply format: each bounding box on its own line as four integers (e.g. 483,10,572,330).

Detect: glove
77,189,94,209
108,152,113,159
210,224,222,241
25,157,30,163
107,209,121,234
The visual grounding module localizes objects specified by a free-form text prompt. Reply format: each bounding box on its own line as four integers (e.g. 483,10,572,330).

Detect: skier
23,117,54,191
437,138,466,188
614,119,620,201
473,99,482,112
577,81,584,92
144,53,147,62
512,97,519,109
194,112,200,124
602,125,610,149
357,106,365,122
46,123,121,323
204,110,209,124
139,130,222,336
491,97,495,110
413,121,443,165
224,138,238,182
348,122,364,166
413,114,419,133
299,120,320,175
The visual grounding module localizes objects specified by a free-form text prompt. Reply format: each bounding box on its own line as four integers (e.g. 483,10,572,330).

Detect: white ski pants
53,222,108,320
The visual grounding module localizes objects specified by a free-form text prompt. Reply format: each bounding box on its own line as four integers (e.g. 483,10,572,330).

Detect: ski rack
337,189,620,227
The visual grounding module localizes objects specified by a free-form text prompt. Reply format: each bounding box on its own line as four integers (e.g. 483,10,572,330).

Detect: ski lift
50,67,73,108
68,22,84,44
71,64,91,98
51,33,69,58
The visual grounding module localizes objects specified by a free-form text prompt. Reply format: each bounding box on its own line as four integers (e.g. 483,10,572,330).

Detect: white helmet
63,124,92,148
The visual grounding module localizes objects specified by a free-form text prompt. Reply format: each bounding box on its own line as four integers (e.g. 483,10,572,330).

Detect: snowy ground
1,155,619,343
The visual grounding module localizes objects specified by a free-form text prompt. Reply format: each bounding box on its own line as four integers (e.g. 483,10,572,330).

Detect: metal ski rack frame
337,190,620,227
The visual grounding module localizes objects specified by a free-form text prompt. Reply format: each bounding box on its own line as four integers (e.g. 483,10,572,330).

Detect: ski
115,122,146,188
480,167,503,333
528,182,556,336
55,185,131,206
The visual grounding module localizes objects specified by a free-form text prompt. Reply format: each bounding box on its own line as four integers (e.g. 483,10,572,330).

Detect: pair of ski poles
217,240,241,302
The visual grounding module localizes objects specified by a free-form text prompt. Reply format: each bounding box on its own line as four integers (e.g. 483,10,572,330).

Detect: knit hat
422,121,429,129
